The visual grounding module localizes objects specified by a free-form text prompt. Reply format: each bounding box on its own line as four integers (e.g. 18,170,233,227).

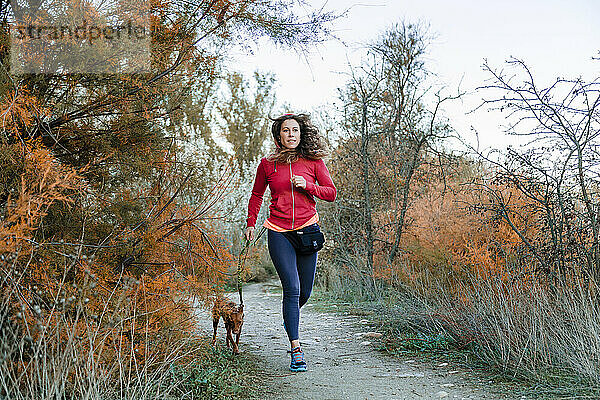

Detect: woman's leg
267,230,301,342
297,252,317,309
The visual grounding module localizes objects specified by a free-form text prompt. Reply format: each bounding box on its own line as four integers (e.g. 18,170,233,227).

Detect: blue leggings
267,229,317,342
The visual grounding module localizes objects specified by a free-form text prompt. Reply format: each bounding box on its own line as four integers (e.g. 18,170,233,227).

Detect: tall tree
218,70,276,176
328,22,458,292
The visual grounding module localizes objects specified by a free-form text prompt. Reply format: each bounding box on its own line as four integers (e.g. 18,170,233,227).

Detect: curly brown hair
266,113,329,164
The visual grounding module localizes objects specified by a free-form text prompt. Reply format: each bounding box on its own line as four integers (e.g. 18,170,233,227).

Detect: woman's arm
304,159,336,202
246,159,267,228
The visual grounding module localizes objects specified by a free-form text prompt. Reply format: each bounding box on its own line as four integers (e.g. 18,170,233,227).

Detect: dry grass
0,257,257,400
447,275,600,384
317,254,600,396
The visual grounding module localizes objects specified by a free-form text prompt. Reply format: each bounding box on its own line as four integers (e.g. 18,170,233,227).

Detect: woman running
245,113,336,372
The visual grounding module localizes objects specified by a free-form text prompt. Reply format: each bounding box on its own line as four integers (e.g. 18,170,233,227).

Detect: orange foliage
0,141,84,255
1,142,235,385
371,158,544,293
0,89,51,141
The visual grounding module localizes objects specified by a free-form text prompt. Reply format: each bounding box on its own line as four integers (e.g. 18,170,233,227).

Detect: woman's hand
291,175,306,189
245,226,255,242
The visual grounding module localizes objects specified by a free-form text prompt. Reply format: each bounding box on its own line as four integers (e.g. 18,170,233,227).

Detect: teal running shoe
288,346,307,372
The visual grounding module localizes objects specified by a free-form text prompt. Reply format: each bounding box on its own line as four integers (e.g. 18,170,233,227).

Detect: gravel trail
197,280,515,400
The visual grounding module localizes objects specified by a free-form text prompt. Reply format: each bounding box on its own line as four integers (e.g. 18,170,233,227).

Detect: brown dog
211,296,244,354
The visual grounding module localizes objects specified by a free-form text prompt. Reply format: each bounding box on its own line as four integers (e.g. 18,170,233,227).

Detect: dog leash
237,226,267,305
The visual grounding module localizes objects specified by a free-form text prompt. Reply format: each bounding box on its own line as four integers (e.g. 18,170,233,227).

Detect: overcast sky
231,0,599,152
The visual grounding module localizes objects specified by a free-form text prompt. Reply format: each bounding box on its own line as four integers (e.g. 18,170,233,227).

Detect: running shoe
288,346,307,372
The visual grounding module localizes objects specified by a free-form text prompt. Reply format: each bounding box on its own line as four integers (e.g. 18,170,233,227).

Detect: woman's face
279,119,301,149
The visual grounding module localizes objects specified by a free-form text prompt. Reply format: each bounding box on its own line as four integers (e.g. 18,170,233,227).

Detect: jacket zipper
290,163,295,229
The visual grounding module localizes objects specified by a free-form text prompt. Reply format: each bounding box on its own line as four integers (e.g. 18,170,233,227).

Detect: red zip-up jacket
246,156,337,230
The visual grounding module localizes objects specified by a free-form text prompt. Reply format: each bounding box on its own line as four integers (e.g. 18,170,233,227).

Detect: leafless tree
326,22,461,294
472,57,600,282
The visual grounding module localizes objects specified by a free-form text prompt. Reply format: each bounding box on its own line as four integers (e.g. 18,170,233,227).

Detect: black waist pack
282,223,325,255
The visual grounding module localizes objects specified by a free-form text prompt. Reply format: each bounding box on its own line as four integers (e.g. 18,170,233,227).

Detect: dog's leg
228,328,239,354
234,331,241,354
226,324,236,350
224,322,230,348
212,315,219,345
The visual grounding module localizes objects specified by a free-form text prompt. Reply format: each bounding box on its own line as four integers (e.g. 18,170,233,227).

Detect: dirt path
198,280,515,400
